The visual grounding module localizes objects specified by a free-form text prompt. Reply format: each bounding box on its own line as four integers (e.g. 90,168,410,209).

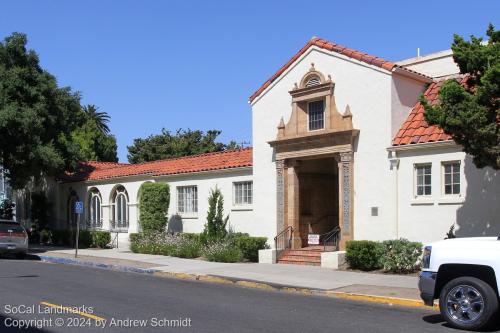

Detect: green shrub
174,237,202,258
138,182,170,232
90,231,111,248
39,228,52,244
203,241,243,263
78,230,92,248
231,235,268,262
51,230,73,246
380,239,423,273
182,233,201,243
129,232,183,256
345,240,383,271
202,187,228,242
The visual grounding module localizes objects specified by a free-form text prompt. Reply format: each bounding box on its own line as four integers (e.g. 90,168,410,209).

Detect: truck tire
439,276,498,331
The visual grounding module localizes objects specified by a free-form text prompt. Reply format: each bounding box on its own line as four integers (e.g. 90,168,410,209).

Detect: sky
1,1,499,162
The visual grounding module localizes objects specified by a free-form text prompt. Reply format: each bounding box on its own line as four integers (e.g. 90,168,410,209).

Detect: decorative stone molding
276,159,285,232
342,105,352,119
269,67,354,145
339,151,353,163
298,63,327,89
338,152,353,238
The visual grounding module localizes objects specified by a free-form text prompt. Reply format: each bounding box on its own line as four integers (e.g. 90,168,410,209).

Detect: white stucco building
15,37,500,260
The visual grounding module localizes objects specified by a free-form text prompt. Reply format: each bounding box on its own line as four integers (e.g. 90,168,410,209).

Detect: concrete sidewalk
29,247,427,308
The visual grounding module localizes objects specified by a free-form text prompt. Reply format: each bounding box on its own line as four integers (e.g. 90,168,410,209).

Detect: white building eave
63,166,253,185
392,66,433,84
387,140,458,153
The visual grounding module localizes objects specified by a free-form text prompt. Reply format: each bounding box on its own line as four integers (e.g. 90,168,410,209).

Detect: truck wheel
439,277,498,331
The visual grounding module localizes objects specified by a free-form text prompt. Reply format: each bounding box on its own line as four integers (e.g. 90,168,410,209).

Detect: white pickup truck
419,237,500,330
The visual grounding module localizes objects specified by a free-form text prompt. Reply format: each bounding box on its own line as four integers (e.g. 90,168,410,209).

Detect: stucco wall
394,145,500,243
390,75,426,138
251,46,399,244
157,169,254,236
398,51,459,79
54,168,254,248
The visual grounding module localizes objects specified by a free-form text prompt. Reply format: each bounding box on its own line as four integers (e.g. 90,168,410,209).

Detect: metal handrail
109,219,129,233
109,232,119,249
321,226,341,251
274,226,293,258
86,218,104,230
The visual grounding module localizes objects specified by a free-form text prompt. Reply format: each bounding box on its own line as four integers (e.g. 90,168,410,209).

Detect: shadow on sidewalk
28,245,73,254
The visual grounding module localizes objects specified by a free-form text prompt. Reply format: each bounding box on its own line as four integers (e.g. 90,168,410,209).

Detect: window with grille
443,162,460,195
177,186,198,213
308,100,324,131
111,186,129,230
233,181,253,205
89,191,102,228
415,164,432,196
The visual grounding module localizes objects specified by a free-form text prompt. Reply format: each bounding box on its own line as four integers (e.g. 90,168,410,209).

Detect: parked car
0,220,28,258
418,237,500,330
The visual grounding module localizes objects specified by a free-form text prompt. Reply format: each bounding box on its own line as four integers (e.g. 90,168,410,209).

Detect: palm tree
82,104,111,134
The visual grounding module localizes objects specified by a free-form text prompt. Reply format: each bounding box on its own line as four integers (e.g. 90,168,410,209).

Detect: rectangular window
177,186,198,213
443,162,461,195
308,100,324,131
233,181,253,205
415,164,432,196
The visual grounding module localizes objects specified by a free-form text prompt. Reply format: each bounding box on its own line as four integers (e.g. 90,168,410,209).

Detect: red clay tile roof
249,37,430,103
61,148,253,182
392,76,468,146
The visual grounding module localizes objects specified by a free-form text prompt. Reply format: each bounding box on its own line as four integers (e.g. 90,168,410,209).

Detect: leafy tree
0,199,15,220
71,115,118,162
127,128,238,163
82,104,110,134
0,32,83,189
423,24,499,169
202,187,229,242
138,182,170,232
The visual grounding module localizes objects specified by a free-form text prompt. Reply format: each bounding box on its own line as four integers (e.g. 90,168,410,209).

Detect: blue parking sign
75,201,84,214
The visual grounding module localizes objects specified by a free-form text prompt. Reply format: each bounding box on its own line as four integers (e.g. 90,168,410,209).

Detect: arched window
305,75,321,87
111,185,128,231
88,189,102,229
67,193,79,228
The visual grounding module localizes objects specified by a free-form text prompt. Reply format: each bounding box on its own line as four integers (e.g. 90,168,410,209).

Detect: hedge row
130,232,268,263
49,230,111,248
345,239,423,273
138,182,170,232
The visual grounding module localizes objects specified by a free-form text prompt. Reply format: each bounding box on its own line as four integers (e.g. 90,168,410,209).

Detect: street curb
38,255,159,275
37,255,437,311
154,271,437,310
324,291,439,310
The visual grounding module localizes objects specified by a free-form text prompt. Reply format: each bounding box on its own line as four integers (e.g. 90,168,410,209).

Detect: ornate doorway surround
268,64,358,249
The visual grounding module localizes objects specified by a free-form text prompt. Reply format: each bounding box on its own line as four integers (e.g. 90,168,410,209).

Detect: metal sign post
75,201,84,258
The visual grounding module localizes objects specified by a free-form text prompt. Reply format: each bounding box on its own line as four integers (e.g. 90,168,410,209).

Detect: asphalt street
0,258,498,333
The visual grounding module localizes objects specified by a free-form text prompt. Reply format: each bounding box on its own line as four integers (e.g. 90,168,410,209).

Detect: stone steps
277,249,322,266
